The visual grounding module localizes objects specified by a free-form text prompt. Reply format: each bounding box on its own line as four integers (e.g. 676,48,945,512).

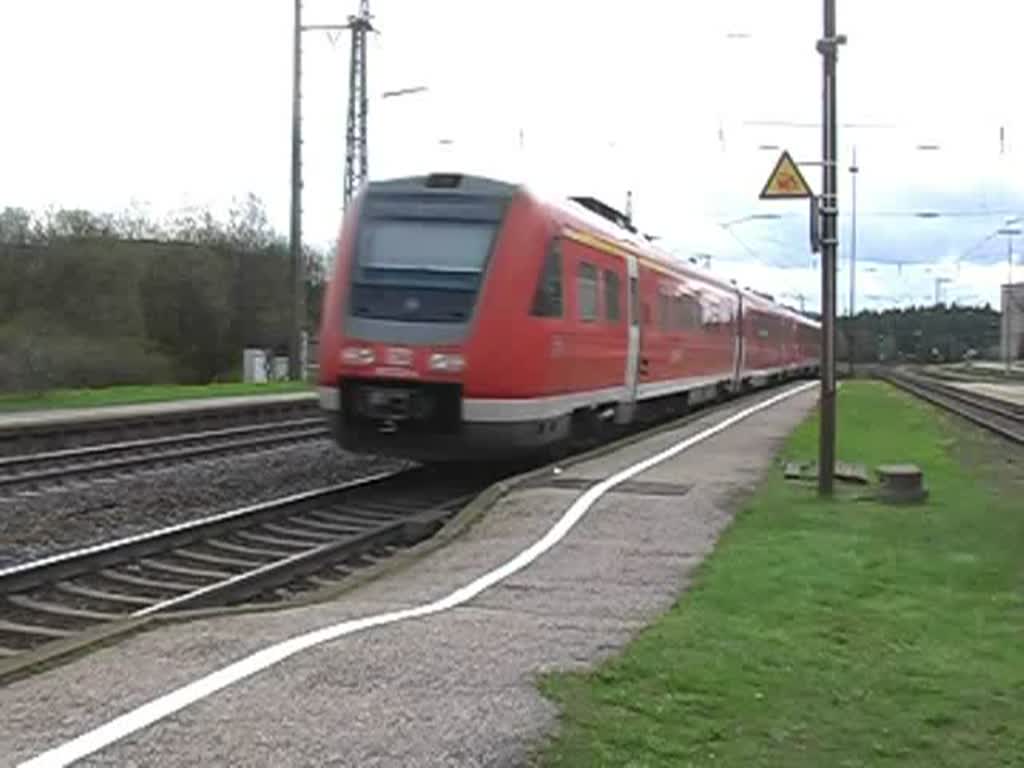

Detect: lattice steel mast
289,2,374,378
344,0,373,206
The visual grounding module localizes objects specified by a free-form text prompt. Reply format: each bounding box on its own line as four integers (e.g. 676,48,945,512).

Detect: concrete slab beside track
946,381,1024,406
0,385,817,768
0,392,321,457
0,392,317,430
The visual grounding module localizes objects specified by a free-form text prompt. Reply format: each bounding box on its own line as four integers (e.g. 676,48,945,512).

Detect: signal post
757,0,844,497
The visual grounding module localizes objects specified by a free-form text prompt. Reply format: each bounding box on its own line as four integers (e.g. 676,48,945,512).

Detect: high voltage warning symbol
759,150,812,199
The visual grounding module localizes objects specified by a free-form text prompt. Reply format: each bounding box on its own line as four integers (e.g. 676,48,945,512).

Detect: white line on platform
19,381,817,768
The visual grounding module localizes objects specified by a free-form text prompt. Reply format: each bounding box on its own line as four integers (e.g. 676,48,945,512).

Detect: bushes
0,199,328,394
48,336,175,389
0,325,51,394
0,240,288,390
0,324,175,393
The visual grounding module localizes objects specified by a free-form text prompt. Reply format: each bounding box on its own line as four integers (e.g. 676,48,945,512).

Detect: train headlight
341,346,375,365
428,352,465,373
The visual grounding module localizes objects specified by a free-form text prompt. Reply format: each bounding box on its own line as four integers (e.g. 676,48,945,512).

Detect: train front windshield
358,219,494,282
348,196,504,324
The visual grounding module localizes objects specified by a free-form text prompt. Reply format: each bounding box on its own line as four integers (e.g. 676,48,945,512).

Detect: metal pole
288,0,304,381
1008,235,1013,375
848,145,858,375
817,0,844,497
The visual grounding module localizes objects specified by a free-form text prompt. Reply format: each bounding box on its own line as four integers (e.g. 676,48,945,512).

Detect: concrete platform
947,381,1024,407
0,384,817,768
965,361,1024,373
0,392,317,431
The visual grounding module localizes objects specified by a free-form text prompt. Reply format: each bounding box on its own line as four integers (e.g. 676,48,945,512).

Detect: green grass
0,381,312,413
538,381,1024,767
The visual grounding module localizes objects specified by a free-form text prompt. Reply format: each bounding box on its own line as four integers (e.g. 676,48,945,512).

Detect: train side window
604,270,621,322
530,239,563,317
577,261,598,322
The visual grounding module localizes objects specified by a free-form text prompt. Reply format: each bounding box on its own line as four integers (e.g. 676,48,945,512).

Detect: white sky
2,0,1024,314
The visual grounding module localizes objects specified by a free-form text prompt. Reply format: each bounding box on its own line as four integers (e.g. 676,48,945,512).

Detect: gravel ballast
0,439,406,568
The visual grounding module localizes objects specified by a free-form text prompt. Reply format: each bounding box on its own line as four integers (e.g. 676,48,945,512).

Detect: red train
317,172,819,461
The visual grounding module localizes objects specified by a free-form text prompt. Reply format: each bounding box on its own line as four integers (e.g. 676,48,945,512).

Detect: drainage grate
526,476,692,497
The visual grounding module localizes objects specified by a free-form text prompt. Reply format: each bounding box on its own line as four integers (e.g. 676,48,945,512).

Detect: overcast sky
2,0,1023,314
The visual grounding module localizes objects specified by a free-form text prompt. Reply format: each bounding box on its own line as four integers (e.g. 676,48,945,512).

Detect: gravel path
0,386,816,768
0,439,407,568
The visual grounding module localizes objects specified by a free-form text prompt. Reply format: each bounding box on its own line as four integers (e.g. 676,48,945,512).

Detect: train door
732,292,745,389
617,253,640,424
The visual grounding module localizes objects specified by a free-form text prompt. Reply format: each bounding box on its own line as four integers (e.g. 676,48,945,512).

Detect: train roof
522,182,821,330
365,172,821,330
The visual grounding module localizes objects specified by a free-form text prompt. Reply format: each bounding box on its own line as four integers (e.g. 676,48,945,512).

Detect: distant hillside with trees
837,304,1002,364
0,197,327,393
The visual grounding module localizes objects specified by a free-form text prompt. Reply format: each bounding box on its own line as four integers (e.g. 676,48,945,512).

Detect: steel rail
882,371,1024,445
0,419,330,490
0,467,488,663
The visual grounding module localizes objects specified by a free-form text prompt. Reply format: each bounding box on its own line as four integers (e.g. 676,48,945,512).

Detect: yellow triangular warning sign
759,150,812,199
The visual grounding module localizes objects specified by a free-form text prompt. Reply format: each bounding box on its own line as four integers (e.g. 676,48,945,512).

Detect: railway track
0,466,494,670
882,370,1024,444
0,418,331,492
0,379,814,680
